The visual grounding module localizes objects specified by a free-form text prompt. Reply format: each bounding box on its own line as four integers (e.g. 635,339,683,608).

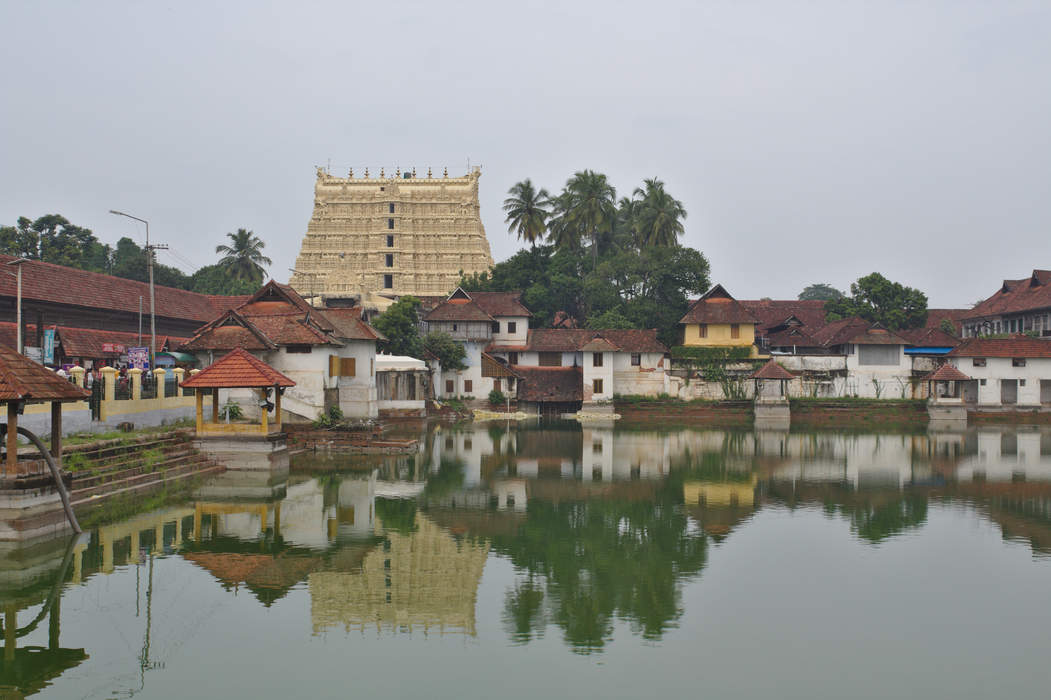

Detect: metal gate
89,379,102,420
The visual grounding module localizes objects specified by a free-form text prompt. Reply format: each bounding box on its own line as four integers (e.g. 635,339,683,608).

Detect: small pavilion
924,363,971,403
750,359,795,401
0,345,90,480
180,348,295,437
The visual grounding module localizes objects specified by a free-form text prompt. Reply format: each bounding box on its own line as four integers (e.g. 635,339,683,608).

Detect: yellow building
678,284,763,357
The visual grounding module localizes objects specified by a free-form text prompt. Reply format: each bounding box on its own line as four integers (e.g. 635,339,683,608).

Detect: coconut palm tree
215,228,272,284
545,190,583,252
503,179,551,246
563,170,616,267
633,178,686,247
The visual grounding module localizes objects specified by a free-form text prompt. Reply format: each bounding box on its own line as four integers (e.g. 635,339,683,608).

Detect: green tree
798,283,845,301
215,228,272,284
939,318,958,337
552,170,617,267
190,264,259,295
503,179,550,246
631,178,686,247
423,331,467,371
0,214,113,271
372,296,423,358
110,236,192,289
825,272,928,329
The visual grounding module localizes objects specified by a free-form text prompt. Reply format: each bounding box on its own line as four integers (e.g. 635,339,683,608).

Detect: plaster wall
949,356,1051,406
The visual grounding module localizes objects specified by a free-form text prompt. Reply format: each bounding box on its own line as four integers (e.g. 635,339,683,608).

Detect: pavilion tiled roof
514,366,583,403
750,359,795,380
0,254,245,322
180,348,295,388
0,345,90,402
680,284,759,325
947,336,1051,359
965,270,1051,320
925,364,971,382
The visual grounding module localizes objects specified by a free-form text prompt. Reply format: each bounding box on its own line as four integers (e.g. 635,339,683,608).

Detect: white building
947,337,1051,407
181,281,385,420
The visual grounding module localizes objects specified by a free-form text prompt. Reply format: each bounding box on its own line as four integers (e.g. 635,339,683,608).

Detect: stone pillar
101,366,117,402
154,368,167,399
172,368,185,396
129,369,142,400
6,402,18,477
70,366,85,388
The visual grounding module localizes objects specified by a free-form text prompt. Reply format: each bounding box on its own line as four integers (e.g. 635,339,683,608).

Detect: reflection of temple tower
309,513,488,635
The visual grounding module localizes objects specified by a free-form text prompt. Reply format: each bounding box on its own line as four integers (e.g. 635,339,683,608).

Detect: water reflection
3,422,1051,696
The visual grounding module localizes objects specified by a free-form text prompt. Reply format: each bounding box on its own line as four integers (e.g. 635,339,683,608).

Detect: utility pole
110,210,165,367
6,259,27,354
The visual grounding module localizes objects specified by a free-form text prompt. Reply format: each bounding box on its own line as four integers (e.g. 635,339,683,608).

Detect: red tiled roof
0,345,90,402
0,254,246,322
180,348,295,388
764,327,822,348
965,270,1051,320
179,312,276,352
680,284,759,325
809,317,872,346
423,298,494,322
514,366,582,403
925,364,971,381
740,299,828,331
947,336,1051,359
896,326,960,348
467,291,532,318
320,307,386,341
924,308,968,335
0,323,186,358
751,359,795,380
516,329,667,354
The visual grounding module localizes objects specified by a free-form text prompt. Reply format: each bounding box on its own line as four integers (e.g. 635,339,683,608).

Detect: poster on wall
43,329,55,365
128,346,150,370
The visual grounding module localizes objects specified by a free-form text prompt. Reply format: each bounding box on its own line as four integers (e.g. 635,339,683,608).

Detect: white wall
950,356,1051,406
490,315,529,345
845,344,912,398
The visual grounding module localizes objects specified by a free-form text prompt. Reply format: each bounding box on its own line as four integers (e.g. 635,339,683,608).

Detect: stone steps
71,449,207,489
71,458,223,506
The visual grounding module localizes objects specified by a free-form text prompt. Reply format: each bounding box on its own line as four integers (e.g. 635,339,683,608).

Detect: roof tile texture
947,336,1051,358
180,348,295,388
0,345,91,401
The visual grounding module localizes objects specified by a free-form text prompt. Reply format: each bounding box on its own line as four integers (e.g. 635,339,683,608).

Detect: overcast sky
2,1,1048,308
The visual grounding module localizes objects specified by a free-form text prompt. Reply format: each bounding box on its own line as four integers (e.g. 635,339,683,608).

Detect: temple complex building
290,166,494,311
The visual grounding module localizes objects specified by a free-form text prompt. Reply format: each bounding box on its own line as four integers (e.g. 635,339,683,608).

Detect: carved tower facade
290,167,494,307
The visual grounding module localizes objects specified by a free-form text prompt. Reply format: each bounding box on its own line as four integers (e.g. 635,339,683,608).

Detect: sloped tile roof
423,298,494,322
0,323,186,358
680,284,759,325
751,359,795,380
519,329,667,353
896,326,960,348
740,299,828,331
468,292,532,318
179,312,276,352
320,307,386,341
947,336,1051,358
598,330,668,353
0,254,246,322
965,270,1051,320
180,348,295,388
514,366,582,403
580,337,619,352
925,364,971,381
0,345,90,401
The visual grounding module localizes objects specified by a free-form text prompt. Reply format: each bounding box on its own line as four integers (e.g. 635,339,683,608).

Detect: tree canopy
798,283,844,301
423,331,467,371
372,296,423,358
216,228,272,284
825,272,928,330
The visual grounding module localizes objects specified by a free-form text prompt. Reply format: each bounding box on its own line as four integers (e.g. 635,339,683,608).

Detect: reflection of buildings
309,512,488,636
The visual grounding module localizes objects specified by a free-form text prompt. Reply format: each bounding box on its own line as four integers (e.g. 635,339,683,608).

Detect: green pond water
4,422,1051,699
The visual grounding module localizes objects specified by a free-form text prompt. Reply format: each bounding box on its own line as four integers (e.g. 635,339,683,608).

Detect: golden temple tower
290,166,494,308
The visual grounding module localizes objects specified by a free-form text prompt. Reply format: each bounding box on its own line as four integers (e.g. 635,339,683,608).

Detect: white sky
2,0,1048,308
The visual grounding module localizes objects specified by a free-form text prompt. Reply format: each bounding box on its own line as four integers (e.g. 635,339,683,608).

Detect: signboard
24,347,43,363
43,329,55,365
128,346,150,371
102,342,126,354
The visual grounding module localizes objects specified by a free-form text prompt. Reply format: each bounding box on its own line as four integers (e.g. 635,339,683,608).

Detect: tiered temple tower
290,166,494,308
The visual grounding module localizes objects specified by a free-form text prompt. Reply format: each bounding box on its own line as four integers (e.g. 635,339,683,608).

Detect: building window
385,254,393,267
383,274,393,289
493,379,501,392
593,352,603,367
492,321,500,333
593,442,602,454
507,377,515,390
464,438,472,450
593,378,604,394
464,380,473,394
1020,379,1027,386
387,235,394,247
508,321,517,334
452,323,458,332
539,352,561,367
1013,358,1027,367
389,202,395,213
445,379,454,394
973,358,986,367
631,353,641,366
388,218,394,230
858,345,899,366
730,324,740,339
445,436,454,449
286,345,312,354
979,379,986,386
508,352,518,364
699,324,708,338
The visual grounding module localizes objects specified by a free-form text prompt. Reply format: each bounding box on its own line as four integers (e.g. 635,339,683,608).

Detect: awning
158,351,197,363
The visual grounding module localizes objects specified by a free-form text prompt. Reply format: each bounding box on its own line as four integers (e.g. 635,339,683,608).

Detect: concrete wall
950,356,1051,406
683,322,757,350
845,344,912,398
491,315,528,345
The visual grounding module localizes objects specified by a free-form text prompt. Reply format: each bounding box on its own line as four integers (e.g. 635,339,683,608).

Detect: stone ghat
285,427,418,454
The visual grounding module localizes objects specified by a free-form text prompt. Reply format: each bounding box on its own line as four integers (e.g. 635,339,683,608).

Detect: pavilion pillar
129,368,142,400
101,366,117,402
49,586,61,650
212,390,220,424
172,368,185,396
260,390,269,435
154,368,167,399
193,502,202,542
51,401,62,461
195,391,204,434
4,604,16,661
6,403,18,477
275,391,282,427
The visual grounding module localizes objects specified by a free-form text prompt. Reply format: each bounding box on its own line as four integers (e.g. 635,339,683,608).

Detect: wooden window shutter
329,354,340,377
341,357,356,377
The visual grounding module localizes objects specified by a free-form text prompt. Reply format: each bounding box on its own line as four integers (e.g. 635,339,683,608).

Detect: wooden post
260,389,269,435
6,403,18,477
195,391,204,433
212,390,220,424
129,368,142,400
154,368,167,399
4,604,16,661
51,401,62,462
275,391,282,427
193,502,202,542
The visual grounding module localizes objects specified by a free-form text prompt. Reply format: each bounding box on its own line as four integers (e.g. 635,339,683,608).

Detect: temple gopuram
290,166,494,311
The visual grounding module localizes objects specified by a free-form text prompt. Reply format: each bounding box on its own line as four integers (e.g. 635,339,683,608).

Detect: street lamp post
109,210,164,368
6,259,27,354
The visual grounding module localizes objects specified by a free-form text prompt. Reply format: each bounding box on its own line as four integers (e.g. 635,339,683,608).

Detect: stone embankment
66,430,224,512
285,426,418,454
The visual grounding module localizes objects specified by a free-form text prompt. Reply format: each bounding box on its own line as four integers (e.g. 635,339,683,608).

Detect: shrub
312,405,345,429
488,389,507,406
220,401,243,420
